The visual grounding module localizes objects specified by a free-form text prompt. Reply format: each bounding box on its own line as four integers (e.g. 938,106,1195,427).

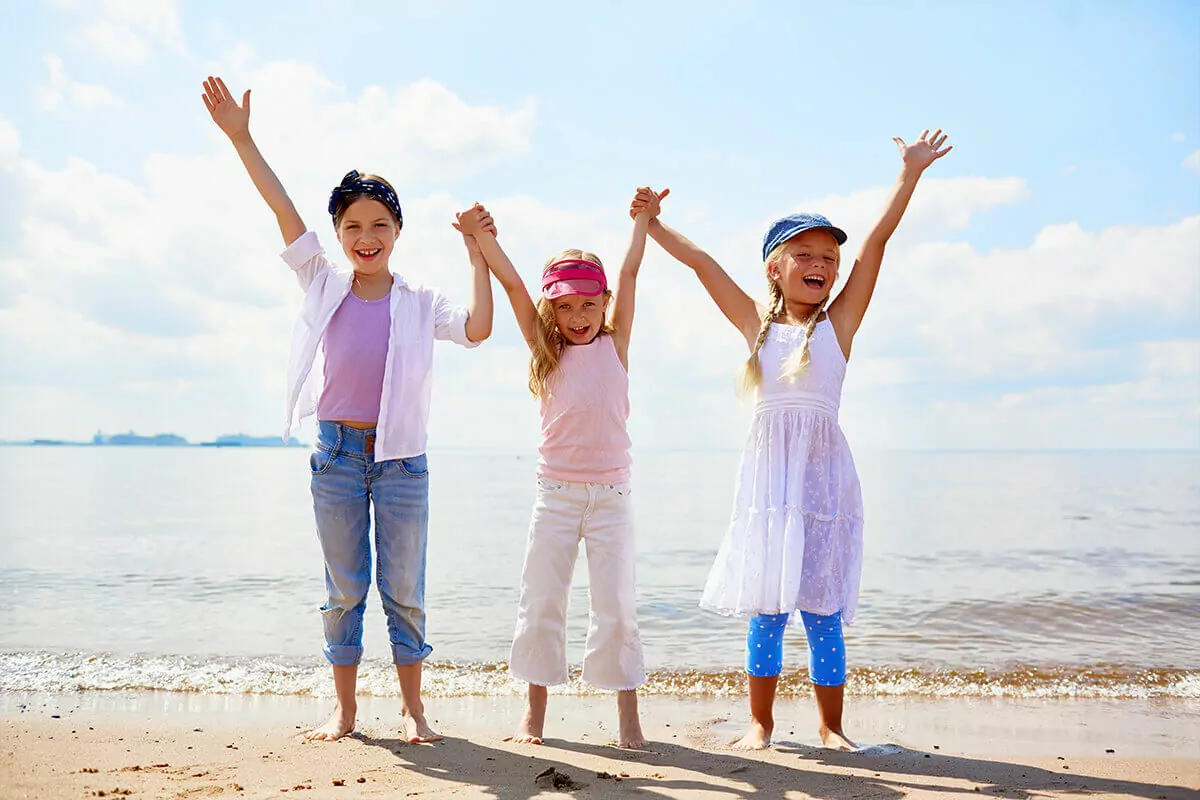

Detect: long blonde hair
528,248,612,399
736,244,831,396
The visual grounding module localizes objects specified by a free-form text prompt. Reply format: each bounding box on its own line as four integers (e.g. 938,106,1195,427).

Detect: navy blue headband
327,170,403,228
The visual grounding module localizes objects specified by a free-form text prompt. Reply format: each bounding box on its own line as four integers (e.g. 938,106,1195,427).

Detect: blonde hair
736,242,831,396
528,248,612,399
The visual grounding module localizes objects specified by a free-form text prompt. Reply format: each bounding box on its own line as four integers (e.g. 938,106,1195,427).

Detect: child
633,131,952,750
201,76,494,743
452,189,659,748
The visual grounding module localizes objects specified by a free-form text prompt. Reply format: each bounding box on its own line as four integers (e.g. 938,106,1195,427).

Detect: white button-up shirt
281,231,478,461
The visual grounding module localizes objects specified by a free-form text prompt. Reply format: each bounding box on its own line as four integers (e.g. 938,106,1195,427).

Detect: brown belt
363,433,375,454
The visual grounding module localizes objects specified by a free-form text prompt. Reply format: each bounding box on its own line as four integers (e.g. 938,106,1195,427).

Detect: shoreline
2,692,1197,799
7,650,1196,701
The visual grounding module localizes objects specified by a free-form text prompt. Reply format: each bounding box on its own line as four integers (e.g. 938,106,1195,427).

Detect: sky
0,0,1197,452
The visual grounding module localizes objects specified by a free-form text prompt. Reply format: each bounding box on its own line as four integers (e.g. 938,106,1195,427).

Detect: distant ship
92,432,189,446
201,434,304,448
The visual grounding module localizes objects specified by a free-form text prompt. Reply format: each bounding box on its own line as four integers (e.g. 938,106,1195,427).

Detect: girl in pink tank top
455,187,667,749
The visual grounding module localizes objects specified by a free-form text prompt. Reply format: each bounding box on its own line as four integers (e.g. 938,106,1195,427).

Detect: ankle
752,714,774,731
526,691,548,713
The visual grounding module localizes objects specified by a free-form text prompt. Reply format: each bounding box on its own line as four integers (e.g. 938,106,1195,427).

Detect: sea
0,447,1196,701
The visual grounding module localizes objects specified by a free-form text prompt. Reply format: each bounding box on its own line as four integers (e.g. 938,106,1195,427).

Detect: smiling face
552,292,609,345
768,228,841,306
335,197,400,276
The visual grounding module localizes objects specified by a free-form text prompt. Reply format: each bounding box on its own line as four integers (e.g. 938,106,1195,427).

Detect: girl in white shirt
202,76,493,743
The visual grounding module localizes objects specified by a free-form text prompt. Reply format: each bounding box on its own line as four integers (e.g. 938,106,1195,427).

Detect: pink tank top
317,291,391,424
538,334,631,483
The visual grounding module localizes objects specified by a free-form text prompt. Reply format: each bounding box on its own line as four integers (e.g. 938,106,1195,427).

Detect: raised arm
637,192,761,347
202,76,305,247
454,205,538,348
829,129,952,345
608,187,654,365
458,214,495,344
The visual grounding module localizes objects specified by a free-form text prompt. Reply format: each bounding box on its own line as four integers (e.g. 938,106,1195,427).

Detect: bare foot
303,703,356,742
403,711,443,743
731,720,772,751
510,684,547,745
617,690,647,749
820,724,856,751
511,709,545,745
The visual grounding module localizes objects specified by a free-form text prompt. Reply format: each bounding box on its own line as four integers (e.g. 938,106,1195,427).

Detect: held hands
452,203,498,254
202,76,251,141
452,203,497,237
629,186,670,220
893,129,952,171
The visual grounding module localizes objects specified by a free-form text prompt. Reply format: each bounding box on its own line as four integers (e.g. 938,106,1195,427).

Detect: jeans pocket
310,447,337,475
605,482,632,497
536,477,567,493
398,453,428,478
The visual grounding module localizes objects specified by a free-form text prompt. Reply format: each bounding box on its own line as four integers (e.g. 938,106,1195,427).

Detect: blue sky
0,0,1197,450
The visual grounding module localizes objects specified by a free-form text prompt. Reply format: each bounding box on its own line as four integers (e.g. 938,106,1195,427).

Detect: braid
737,280,785,396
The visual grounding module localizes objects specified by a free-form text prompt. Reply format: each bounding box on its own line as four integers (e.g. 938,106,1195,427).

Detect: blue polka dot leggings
745,611,845,686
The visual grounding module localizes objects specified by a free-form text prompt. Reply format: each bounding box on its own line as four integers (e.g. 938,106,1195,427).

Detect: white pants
508,477,646,690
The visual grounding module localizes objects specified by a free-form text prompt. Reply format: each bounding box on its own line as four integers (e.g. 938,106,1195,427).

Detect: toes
511,734,542,745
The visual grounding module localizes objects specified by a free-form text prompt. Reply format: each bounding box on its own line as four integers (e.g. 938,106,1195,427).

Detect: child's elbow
467,320,493,343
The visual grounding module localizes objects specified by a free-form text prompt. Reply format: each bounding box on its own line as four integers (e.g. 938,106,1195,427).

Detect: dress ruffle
700,396,864,626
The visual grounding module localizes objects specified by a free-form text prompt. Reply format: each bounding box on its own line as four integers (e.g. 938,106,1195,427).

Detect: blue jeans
310,420,433,667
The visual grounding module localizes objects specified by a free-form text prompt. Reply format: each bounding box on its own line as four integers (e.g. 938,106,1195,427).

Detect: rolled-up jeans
509,477,646,691
310,420,433,667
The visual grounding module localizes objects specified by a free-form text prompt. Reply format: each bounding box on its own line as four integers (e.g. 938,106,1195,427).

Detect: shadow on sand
353,730,1195,800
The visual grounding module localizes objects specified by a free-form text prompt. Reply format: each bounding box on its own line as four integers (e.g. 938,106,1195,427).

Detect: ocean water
0,447,1196,700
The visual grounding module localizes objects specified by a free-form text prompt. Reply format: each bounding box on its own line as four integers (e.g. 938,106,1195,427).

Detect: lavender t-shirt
317,291,391,424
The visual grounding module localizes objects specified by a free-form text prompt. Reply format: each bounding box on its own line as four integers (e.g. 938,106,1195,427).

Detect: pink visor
541,259,607,299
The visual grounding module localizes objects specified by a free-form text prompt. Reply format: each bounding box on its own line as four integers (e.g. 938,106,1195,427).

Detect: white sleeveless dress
700,317,865,625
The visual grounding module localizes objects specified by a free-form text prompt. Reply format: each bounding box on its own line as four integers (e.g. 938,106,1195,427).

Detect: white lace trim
698,599,857,626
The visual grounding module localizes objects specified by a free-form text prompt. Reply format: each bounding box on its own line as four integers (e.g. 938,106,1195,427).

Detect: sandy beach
2,692,1196,799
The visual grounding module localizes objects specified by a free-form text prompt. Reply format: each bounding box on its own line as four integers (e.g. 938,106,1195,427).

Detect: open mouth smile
803,274,826,289
356,248,382,259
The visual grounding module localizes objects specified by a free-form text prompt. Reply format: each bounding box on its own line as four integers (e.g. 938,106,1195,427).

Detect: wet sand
1,692,1197,799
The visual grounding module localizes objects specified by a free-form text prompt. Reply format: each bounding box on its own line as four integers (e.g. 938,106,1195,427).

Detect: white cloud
0,63,543,442
1169,132,1187,143
916,339,1200,450
232,63,536,190
52,0,185,65
852,214,1200,379
778,176,1030,252
36,55,126,112
1184,149,1200,176
0,120,18,159
1,52,1197,452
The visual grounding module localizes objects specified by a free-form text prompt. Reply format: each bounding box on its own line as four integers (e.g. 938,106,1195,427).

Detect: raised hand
452,203,498,238
892,129,952,171
202,76,251,141
629,187,670,220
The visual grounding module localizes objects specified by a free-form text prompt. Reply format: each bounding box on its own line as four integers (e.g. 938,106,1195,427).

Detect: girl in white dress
634,130,951,750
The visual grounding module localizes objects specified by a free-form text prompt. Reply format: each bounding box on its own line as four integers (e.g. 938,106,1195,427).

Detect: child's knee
800,611,846,686
746,613,789,677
